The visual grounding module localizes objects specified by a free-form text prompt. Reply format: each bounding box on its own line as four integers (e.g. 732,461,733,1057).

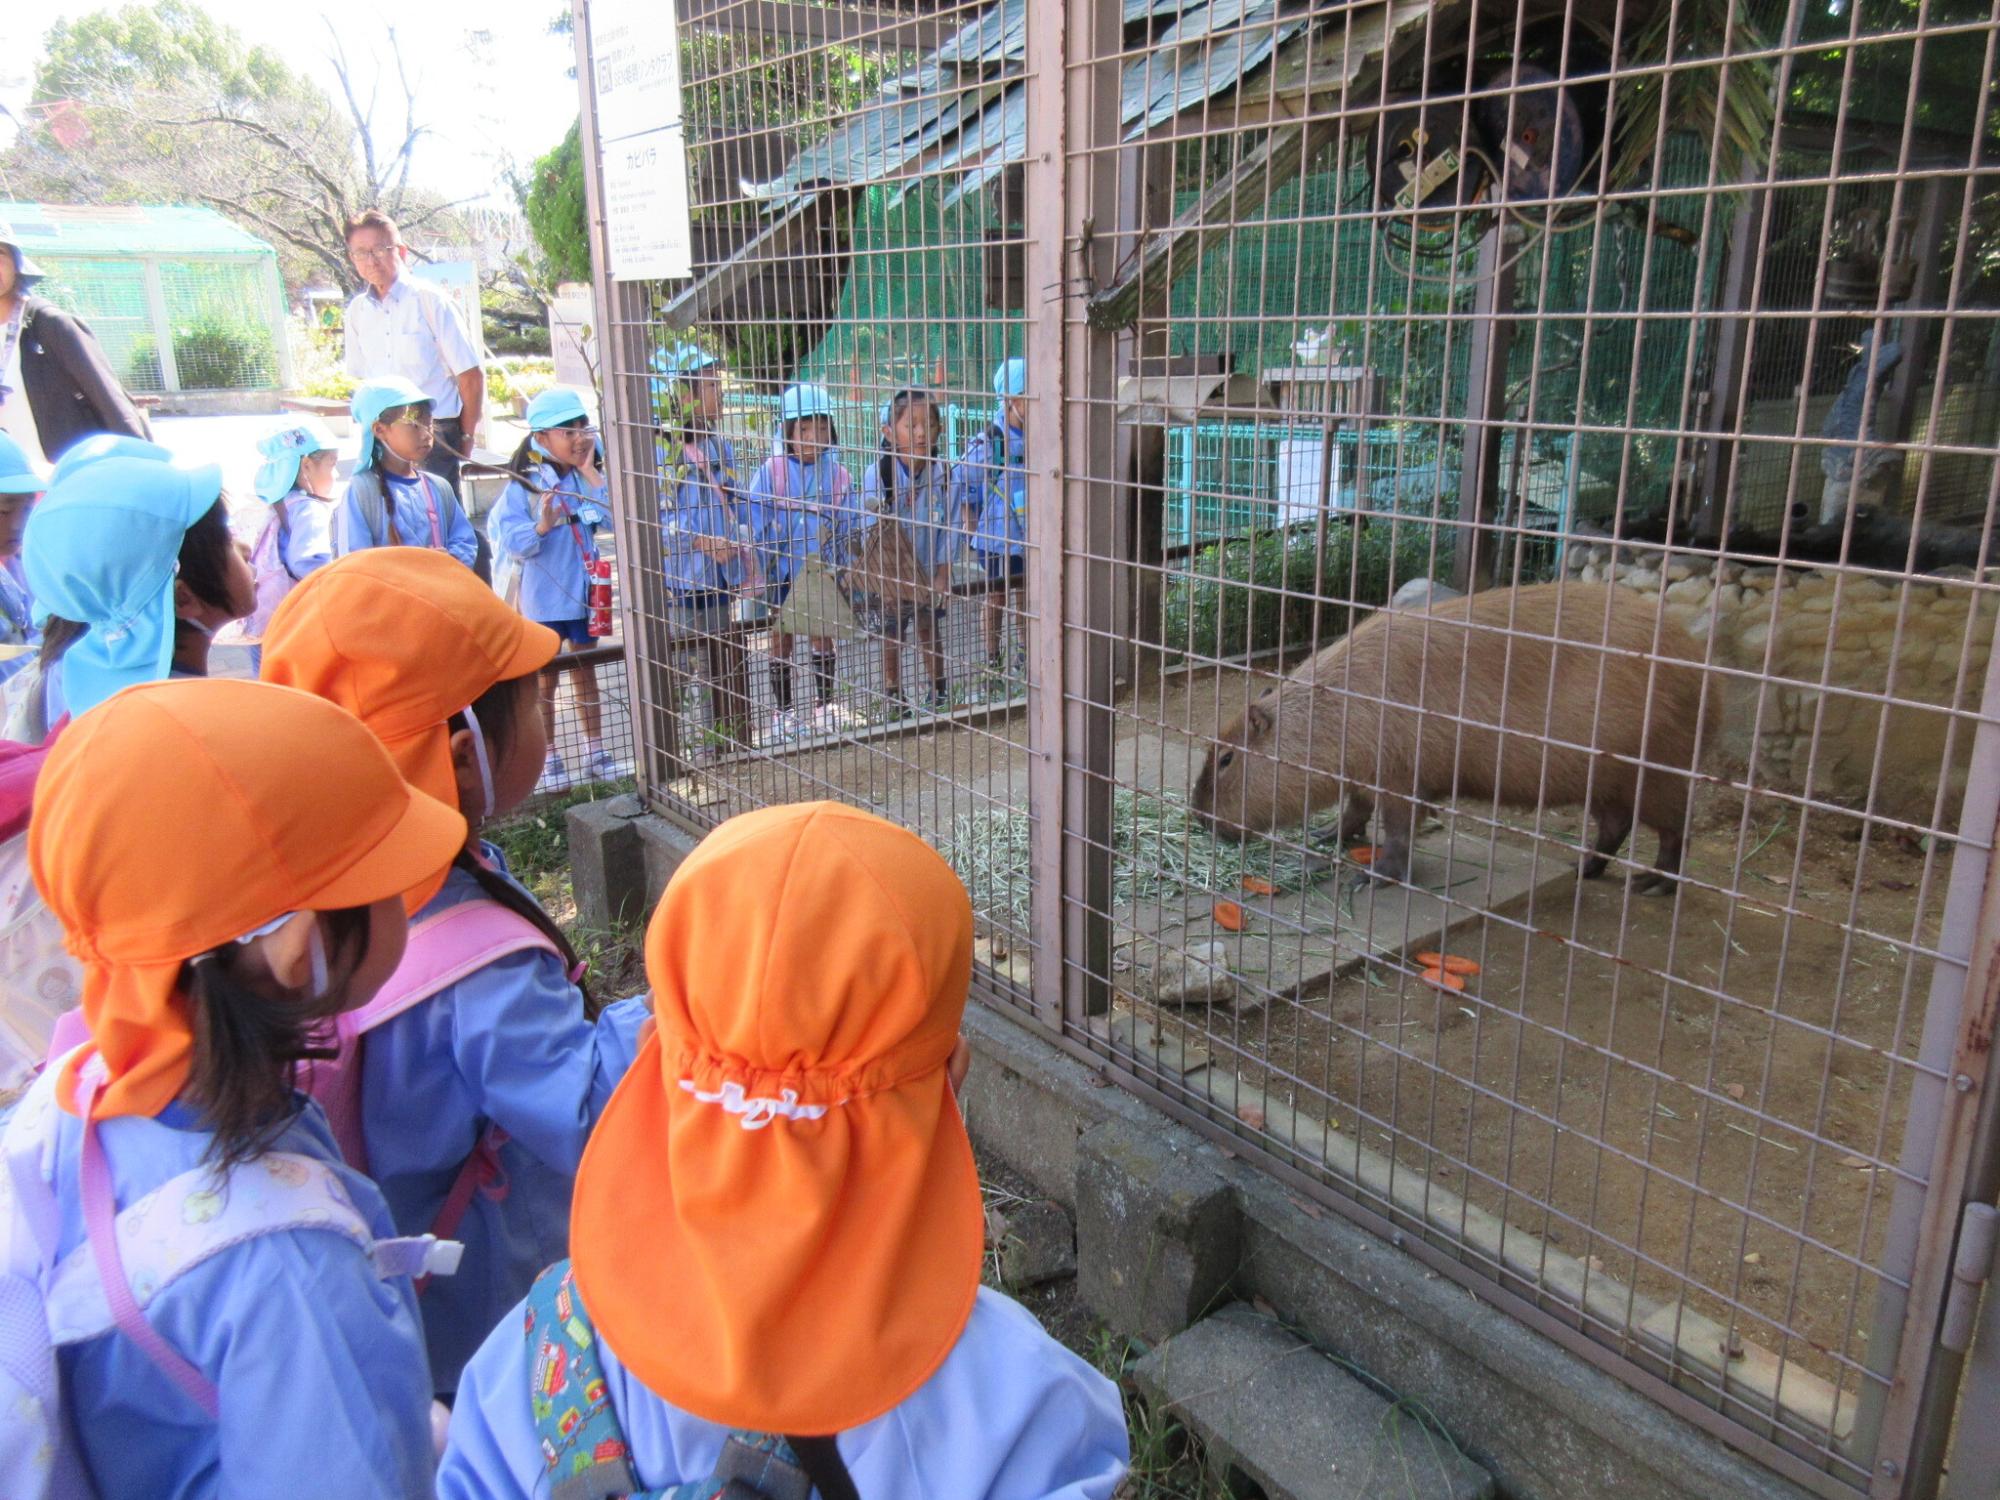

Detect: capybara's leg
1337,794,1374,844
1581,800,1633,881
1631,824,1687,896
1366,795,1418,884
1632,773,1694,895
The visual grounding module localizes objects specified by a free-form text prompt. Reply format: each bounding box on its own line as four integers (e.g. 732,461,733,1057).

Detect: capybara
1191,581,1711,890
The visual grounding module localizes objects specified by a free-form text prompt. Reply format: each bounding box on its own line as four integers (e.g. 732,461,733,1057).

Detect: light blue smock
359,844,649,1394
48,1097,435,1498
489,461,610,625
859,454,961,576
956,425,1027,559
334,469,479,569
745,451,856,585
438,1286,1130,1499
658,434,746,596
0,555,36,687
274,492,336,580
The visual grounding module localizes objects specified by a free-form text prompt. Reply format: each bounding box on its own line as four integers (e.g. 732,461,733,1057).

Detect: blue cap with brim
254,415,341,502
525,386,596,432
0,222,45,285
350,375,434,468
24,436,225,719
0,431,46,496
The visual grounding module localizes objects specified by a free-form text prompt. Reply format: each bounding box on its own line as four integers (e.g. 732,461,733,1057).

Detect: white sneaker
585,751,623,782
537,754,572,794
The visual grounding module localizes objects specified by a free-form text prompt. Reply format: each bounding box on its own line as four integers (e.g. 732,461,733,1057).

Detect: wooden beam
1692,201,1761,543
1452,229,1517,595
1085,114,1341,332
656,190,856,329
676,0,957,53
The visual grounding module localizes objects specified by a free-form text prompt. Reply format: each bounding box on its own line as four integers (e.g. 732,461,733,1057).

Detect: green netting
35,252,283,393
793,140,1718,544
32,258,158,393
795,184,1023,401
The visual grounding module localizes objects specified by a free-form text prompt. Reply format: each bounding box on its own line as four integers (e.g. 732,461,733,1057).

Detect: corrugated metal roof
0,202,277,260
747,0,1313,209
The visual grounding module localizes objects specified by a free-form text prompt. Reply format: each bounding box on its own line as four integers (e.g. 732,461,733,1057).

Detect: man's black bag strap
787,1435,860,1500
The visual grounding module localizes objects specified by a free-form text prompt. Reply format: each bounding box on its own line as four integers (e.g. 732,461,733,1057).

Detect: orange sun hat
28,678,467,1120
571,802,981,1437
259,549,559,911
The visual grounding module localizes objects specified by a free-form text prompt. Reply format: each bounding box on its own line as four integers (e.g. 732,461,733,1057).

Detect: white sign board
1277,437,1345,525
406,260,485,362
592,0,684,142
549,285,597,389
590,0,693,283
602,125,694,282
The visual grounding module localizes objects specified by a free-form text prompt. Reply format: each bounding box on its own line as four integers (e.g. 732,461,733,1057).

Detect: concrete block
1076,1115,1241,1344
1231,1173,1812,1500
1133,1303,1495,1500
991,1199,1077,1290
959,1001,1156,1202
566,794,650,930
635,813,704,901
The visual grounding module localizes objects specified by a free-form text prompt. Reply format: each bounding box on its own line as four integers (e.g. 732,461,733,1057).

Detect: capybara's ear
1246,698,1274,738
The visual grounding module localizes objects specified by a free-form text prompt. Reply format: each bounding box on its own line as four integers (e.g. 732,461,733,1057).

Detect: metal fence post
572,0,684,798
1024,0,1118,1032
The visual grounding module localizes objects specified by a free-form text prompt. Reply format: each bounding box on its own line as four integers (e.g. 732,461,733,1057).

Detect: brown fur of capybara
1190,582,1712,889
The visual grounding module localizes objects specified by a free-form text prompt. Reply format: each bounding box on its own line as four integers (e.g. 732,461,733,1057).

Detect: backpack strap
527,1261,834,1500
9,1056,460,1421
344,899,562,1039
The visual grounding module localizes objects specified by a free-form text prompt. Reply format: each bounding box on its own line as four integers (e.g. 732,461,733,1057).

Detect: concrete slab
1133,1302,1496,1500
1124,826,1545,1013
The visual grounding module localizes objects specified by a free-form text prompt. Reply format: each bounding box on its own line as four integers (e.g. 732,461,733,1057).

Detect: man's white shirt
343,276,479,418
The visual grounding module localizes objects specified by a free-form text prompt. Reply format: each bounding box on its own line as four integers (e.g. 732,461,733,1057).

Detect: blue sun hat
253,415,340,502
525,386,597,433
993,357,1027,403
0,222,46,286
22,435,224,717
350,374,434,468
0,430,46,496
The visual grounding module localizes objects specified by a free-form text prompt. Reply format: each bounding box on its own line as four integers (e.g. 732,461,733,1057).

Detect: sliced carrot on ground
1420,966,1467,992
1415,952,1482,977
1240,875,1277,896
1348,845,1379,865
1212,899,1247,931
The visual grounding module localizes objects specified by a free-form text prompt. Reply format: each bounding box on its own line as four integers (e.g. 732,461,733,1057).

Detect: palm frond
1610,0,1778,191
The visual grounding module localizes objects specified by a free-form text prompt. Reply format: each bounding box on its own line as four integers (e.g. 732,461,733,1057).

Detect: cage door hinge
1941,1202,1998,1353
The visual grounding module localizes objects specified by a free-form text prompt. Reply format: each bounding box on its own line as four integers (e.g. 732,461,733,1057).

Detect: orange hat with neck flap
259,549,558,911
571,802,981,1436
30,678,467,1120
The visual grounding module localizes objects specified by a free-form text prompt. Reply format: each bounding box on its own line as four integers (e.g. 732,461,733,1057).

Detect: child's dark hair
448,673,594,1010
40,498,242,670
184,906,375,1169
875,388,942,501
782,415,840,460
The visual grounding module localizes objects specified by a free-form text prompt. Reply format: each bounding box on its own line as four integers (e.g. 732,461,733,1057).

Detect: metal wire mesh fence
574,1,2000,1493
30,254,286,394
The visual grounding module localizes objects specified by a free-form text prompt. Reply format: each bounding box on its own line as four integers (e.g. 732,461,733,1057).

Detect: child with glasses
334,374,479,569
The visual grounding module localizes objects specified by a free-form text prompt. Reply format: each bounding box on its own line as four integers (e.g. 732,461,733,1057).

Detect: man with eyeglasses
341,211,487,573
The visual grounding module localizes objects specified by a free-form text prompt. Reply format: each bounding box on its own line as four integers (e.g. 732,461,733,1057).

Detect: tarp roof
0,203,278,261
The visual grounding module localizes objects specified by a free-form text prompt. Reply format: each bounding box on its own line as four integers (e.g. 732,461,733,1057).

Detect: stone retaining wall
1566,544,1996,825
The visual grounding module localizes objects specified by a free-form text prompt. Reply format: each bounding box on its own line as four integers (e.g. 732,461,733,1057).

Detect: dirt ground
653,658,1942,1403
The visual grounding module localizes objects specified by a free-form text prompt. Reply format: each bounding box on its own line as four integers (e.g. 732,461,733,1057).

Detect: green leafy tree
521,119,590,285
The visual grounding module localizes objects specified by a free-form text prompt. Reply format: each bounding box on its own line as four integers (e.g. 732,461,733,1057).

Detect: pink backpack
232,510,295,645
304,899,562,1260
